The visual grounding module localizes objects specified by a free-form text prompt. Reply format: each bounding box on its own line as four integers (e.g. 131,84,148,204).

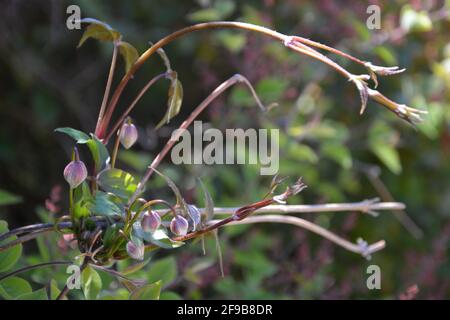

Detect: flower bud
126,240,144,260
119,123,138,149
64,159,88,189
170,215,189,236
141,210,161,233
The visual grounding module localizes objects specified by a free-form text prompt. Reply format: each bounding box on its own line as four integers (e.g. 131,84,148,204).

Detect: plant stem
110,125,122,169
222,215,386,258
0,201,404,253
127,74,265,205
104,72,168,144
0,261,72,282
56,259,89,300
95,21,355,139
95,43,118,137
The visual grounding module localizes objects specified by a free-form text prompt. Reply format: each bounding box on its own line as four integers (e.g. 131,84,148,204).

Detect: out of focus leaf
0,220,22,273
118,41,139,73
82,266,102,300
147,257,177,287
78,18,121,47
400,5,432,33
122,258,151,276
187,1,235,22
198,179,214,224
322,143,352,169
160,291,182,300
16,287,48,300
0,190,22,206
370,143,402,175
98,168,138,199
0,277,32,300
156,73,183,129
129,281,161,300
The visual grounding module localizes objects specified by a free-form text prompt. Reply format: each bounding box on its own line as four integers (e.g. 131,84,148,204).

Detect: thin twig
220,215,386,258
95,43,118,136
0,200,404,253
0,261,72,282
104,72,168,143
95,21,364,138
127,73,267,205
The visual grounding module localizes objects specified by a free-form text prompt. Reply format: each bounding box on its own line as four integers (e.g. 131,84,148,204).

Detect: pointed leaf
78,18,121,48
198,179,214,224
129,281,162,300
55,127,90,143
156,74,183,129
118,41,139,73
86,135,110,172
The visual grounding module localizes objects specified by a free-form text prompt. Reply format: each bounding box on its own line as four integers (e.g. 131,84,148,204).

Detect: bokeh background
0,0,449,299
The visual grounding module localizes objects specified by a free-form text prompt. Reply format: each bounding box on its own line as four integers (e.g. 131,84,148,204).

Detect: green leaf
187,0,235,22
322,143,352,170
369,121,402,175
16,287,48,300
0,189,22,206
78,18,121,48
90,192,122,217
147,257,177,288
156,73,183,129
87,135,110,172
55,127,90,143
36,236,51,261
153,169,188,213
118,41,139,73
55,129,109,171
129,281,162,300
121,258,151,276
49,279,62,300
370,143,402,175
0,277,32,300
98,168,138,199
82,266,102,300
198,179,214,224
0,220,23,272
134,223,184,249
73,199,91,219
160,291,182,300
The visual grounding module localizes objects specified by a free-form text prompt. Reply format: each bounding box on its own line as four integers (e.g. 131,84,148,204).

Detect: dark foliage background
0,0,449,299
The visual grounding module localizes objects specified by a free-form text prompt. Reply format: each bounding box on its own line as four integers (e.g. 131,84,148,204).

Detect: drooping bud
119,121,138,149
63,148,87,189
170,215,189,236
126,240,144,260
141,210,161,233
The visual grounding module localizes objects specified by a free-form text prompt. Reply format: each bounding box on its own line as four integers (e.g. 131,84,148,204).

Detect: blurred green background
0,0,449,299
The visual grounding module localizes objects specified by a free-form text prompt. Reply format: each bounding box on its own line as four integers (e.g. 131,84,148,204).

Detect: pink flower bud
63,160,87,189
119,123,138,149
141,210,161,233
126,240,144,260
170,215,189,236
